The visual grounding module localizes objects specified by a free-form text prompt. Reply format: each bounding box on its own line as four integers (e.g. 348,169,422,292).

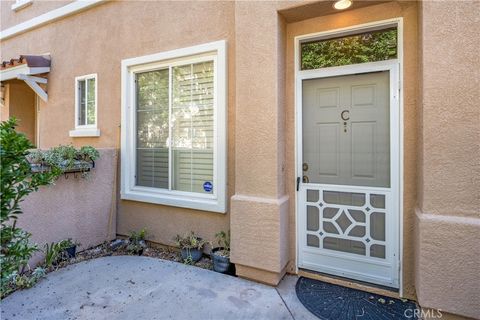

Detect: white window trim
69,128,100,137
11,0,33,12
121,40,227,213
70,73,100,137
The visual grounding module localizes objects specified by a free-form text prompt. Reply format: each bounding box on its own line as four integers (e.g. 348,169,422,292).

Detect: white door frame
294,18,404,294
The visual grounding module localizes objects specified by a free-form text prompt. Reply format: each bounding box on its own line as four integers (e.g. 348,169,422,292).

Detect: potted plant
26,145,99,177
61,238,79,258
43,239,79,267
126,229,147,255
211,230,231,274
174,231,207,263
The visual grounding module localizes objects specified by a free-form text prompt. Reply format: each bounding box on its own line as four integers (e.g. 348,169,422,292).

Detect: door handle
296,177,301,191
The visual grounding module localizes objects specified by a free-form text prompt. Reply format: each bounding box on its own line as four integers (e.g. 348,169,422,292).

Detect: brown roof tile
1,55,51,70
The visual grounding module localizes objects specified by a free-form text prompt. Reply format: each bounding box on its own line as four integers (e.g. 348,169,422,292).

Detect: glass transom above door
302,71,390,188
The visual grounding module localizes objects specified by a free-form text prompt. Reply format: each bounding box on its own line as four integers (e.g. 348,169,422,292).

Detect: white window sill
121,190,226,213
69,128,100,137
11,0,32,11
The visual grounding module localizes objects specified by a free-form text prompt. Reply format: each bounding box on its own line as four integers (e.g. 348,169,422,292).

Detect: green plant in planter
174,232,207,250
43,239,79,267
211,230,232,274
46,145,77,169
214,230,230,258
26,144,100,178
174,231,207,264
59,238,77,248
78,146,100,162
127,229,147,255
59,238,80,258
26,149,44,165
0,118,61,297
43,242,63,267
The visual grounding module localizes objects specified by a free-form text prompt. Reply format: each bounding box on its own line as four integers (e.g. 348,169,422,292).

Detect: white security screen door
297,63,400,288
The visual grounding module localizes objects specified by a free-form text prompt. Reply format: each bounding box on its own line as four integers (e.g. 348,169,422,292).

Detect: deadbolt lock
302,162,309,171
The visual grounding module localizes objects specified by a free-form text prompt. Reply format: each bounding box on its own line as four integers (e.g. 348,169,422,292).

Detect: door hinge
296,177,301,191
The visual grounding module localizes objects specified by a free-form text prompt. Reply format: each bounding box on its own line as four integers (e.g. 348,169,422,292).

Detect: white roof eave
0,65,50,81
0,65,50,102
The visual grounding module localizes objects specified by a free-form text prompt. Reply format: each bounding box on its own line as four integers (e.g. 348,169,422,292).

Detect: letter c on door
341,110,350,121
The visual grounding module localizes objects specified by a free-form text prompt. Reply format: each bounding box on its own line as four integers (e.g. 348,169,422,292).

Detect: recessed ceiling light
333,0,353,10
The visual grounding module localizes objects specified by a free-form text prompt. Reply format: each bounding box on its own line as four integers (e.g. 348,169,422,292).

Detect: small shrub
3,267,46,296
214,230,230,258
43,242,62,267
126,229,147,255
183,255,194,265
174,231,207,250
174,231,208,264
43,239,78,267
0,118,61,297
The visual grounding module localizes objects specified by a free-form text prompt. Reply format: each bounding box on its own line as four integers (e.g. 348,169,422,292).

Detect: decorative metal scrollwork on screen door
304,187,388,259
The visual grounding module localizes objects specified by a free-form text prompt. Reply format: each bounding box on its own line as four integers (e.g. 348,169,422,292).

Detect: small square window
69,74,100,137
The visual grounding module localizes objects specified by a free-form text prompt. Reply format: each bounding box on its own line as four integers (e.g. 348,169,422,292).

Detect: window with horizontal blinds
135,69,169,189
122,40,227,212
135,61,214,194
172,61,214,193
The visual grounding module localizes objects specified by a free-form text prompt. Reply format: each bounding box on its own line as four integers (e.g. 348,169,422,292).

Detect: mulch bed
48,240,213,273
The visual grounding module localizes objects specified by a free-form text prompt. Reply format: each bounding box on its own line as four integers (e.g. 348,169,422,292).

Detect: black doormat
295,277,418,320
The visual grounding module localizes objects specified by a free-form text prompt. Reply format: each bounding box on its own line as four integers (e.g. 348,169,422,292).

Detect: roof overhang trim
0,65,50,81
0,55,50,102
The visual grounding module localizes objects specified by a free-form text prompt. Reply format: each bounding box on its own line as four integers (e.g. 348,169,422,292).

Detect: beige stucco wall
0,0,72,31
229,0,290,284
114,0,236,246
1,1,478,318
0,0,235,247
417,0,479,217
285,1,419,298
5,80,36,144
17,149,117,266
415,1,480,319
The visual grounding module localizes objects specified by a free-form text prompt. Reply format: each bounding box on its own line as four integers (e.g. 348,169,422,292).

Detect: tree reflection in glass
136,69,169,188
135,61,215,194
172,61,214,193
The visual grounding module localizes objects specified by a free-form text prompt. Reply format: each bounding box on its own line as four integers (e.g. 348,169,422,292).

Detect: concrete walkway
1,256,317,320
